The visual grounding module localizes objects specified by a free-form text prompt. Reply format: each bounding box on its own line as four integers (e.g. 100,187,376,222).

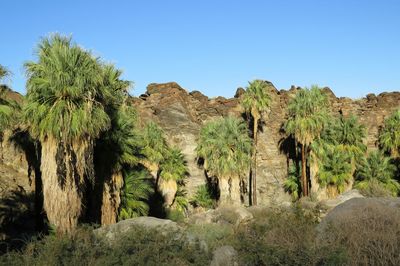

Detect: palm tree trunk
301,143,308,197
230,176,241,205
219,176,230,205
101,171,123,225
41,137,93,234
158,178,178,208
252,117,258,205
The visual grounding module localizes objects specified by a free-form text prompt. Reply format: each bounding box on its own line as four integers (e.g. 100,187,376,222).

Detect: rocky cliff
132,82,400,205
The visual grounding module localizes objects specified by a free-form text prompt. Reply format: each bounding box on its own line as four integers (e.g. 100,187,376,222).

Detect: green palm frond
159,147,188,182
283,164,301,200
196,116,252,179
190,184,216,209
141,121,169,165
284,85,330,146
118,169,154,220
355,151,399,196
379,109,400,158
242,80,272,118
172,187,189,214
23,34,129,142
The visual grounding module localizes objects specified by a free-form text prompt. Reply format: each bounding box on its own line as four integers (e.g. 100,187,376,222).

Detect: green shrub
0,226,210,266
190,185,216,209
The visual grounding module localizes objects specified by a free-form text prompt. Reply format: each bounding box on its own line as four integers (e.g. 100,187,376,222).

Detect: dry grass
319,199,400,266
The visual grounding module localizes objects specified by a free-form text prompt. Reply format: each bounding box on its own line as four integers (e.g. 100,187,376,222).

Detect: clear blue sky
1,0,399,98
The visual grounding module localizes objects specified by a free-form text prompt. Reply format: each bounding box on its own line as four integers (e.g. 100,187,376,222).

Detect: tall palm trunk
219,176,231,205
252,115,259,205
41,137,93,234
301,143,308,197
101,171,123,225
230,176,241,205
158,178,178,208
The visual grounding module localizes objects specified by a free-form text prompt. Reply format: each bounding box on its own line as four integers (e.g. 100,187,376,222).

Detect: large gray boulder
95,216,181,240
189,205,253,226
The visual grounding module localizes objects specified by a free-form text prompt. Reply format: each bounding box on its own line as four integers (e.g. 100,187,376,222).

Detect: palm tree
355,151,400,196
318,146,353,197
158,147,188,207
379,109,400,158
96,105,141,225
24,34,126,233
310,114,366,196
283,164,301,201
0,64,11,83
241,80,271,205
196,117,252,205
118,168,154,220
140,121,169,177
284,86,329,197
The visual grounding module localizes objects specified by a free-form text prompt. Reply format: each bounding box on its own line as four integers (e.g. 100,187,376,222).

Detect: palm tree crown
24,34,125,142
242,80,271,119
196,117,252,178
379,109,400,158
284,86,329,146
355,151,399,196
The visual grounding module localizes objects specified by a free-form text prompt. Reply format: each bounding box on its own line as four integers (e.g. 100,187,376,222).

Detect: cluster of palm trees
196,83,400,205
0,34,188,233
283,87,400,199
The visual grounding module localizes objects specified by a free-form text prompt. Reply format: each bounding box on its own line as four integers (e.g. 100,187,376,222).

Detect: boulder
320,189,364,210
318,197,400,233
95,216,181,240
189,205,253,226
210,245,238,266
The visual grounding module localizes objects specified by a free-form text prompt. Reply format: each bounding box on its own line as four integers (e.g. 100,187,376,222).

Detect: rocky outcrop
133,82,400,206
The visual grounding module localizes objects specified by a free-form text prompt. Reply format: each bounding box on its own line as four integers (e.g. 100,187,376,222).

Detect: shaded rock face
133,82,400,205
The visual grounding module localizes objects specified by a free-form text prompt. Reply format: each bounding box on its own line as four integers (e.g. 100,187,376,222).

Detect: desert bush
320,199,400,266
190,184,216,209
231,208,347,265
186,223,234,250
0,226,210,266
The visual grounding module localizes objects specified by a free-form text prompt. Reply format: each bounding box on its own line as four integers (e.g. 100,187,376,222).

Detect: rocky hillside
132,82,400,205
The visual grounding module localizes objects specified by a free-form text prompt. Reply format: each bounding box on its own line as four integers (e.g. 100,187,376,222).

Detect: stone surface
318,197,400,233
189,205,253,226
321,189,364,210
95,216,181,240
210,245,238,266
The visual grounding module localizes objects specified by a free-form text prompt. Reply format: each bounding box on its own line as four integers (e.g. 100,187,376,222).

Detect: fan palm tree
118,168,154,220
318,146,353,197
355,151,400,196
24,34,126,233
310,114,366,196
284,86,329,197
140,121,169,177
196,117,252,205
97,105,142,225
241,80,271,205
379,109,400,158
158,147,188,207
